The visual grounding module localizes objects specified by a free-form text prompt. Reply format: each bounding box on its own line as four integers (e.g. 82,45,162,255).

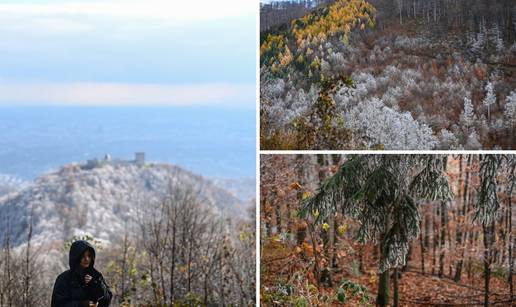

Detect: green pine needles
300,154,454,272
410,156,454,202
474,155,503,227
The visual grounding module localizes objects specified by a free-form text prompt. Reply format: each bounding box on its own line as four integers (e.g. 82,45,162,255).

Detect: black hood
69,240,96,271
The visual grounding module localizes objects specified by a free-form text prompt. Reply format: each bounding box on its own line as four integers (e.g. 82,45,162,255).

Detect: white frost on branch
482,81,496,120
504,90,516,129
343,97,437,149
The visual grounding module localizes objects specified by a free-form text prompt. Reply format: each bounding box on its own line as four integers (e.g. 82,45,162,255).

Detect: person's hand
84,274,93,285
80,301,97,307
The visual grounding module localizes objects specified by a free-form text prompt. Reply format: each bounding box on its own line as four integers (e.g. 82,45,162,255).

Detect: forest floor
261,236,515,306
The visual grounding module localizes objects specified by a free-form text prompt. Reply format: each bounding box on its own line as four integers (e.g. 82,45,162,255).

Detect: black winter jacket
51,240,112,307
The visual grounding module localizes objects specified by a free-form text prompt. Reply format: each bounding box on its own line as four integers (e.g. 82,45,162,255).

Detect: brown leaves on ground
261,236,515,306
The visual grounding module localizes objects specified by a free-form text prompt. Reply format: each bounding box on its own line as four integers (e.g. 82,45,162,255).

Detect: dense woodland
260,0,516,149
0,185,255,306
261,0,334,32
261,154,515,306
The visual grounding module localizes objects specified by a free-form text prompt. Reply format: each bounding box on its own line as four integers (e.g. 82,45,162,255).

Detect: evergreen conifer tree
300,155,453,306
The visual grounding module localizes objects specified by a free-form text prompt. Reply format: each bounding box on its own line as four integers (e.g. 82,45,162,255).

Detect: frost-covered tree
460,97,476,132
474,155,502,227
320,58,331,76
261,76,286,100
482,81,496,120
485,24,505,60
466,130,482,149
473,155,502,307
301,155,452,306
470,25,487,57
504,91,516,129
344,98,437,149
136,183,254,306
438,129,460,149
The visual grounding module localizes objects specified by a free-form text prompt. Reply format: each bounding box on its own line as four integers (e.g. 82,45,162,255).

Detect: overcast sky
0,0,256,107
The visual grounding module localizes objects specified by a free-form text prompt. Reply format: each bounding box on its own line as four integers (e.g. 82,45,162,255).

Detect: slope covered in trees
0,162,255,306
260,154,515,306
260,0,516,149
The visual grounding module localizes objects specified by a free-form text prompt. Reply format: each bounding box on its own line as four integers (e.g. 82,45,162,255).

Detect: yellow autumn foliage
337,224,348,235
279,46,293,67
291,0,375,46
369,269,377,284
296,54,305,65
260,34,286,57
310,56,321,71
302,191,311,200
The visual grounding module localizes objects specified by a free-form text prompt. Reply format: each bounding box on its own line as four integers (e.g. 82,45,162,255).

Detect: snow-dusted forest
260,0,516,149
0,161,255,306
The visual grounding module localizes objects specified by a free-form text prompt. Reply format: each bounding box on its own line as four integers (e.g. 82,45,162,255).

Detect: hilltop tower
135,152,145,166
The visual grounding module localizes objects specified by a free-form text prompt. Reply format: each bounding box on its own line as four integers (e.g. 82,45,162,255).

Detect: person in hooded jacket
51,240,112,307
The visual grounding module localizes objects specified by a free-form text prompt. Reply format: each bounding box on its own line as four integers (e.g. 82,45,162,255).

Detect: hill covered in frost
0,174,26,196
260,0,516,150
211,177,256,202
0,160,250,247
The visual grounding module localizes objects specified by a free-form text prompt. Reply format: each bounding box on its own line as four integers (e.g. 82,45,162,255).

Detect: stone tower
135,152,145,166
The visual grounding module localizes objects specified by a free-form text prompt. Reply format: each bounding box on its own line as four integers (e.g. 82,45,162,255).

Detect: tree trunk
149,258,159,305
187,241,192,293
23,208,33,307
398,0,403,24
455,154,472,282
170,215,177,302
359,244,365,273
403,244,412,272
377,267,390,307
483,221,495,307
274,199,282,235
376,270,390,307
120,230,128,302
219,257,226,307
438,157,448,278
263,198,271,237
432,203,439,275
424,211,431,249
483,235,490,307
317,154,333,285
420,216,425,274
377,216,391,307
203,273,209,305
330,155,341,268
393,268,399,307
292,155,306,241
438,200,446,278
308,223,321,288
508,165,514,297
329,216,336,268
159,258,167,304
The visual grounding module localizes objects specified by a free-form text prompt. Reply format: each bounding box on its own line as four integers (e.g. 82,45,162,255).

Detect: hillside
0,174,26,196
0,159,256,306
260,0,516,150
0,160,248,247
212,176,257,202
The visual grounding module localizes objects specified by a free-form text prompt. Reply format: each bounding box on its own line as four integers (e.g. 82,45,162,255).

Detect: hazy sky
0,0,256,107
